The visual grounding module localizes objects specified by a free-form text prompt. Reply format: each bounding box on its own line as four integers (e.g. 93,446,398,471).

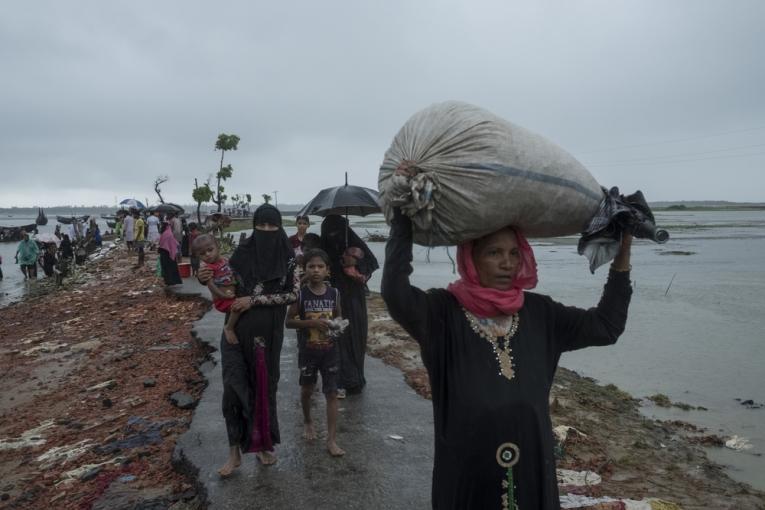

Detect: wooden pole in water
664,273,677,296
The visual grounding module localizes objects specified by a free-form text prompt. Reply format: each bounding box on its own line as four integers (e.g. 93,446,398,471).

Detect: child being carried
192,234,241,344
341,246,368,283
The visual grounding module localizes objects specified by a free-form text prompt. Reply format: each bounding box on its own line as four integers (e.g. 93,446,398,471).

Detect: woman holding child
198,204,299,475
320,215,378,397
381,207,633,509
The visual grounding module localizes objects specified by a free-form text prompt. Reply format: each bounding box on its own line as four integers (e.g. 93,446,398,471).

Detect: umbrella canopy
34,233,61,246
297,184,381,218
148,203,185,214
119,198,146,209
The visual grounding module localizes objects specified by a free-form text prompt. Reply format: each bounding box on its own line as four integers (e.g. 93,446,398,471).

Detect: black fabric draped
381,212,632,509
221,204,296,451
158,248,182,285
221,303,287,449
320,215,379,392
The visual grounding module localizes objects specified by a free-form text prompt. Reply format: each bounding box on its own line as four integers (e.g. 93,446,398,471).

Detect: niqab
320,215,379,279
230,204,292,291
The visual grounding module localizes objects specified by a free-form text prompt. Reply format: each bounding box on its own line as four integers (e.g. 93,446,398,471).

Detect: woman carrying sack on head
381,207,632,510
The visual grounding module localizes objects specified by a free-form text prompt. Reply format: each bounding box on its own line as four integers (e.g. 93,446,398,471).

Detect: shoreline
366,293,765,509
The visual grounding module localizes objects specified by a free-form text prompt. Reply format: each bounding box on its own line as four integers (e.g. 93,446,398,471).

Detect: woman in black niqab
203,204,299,476
321,215,379,394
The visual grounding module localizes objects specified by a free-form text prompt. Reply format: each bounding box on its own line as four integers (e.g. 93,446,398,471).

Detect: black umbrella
297,175,381,218
297,173,381,245
149,203,185,214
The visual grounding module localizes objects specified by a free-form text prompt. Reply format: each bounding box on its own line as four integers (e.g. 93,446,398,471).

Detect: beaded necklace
462,308,520,381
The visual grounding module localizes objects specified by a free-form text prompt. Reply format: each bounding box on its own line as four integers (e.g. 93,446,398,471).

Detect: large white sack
378,101,604,246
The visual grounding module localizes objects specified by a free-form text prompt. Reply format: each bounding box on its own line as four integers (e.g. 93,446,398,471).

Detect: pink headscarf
447,228,538,318
159,226,178,260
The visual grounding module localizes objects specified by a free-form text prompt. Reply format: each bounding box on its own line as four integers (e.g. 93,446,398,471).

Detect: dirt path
0,249,209,509
366,293,765,510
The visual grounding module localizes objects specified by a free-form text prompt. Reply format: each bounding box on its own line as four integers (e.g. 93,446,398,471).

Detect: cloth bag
378,101,604,246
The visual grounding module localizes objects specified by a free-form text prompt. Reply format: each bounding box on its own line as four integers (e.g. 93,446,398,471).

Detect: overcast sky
1,0,764,207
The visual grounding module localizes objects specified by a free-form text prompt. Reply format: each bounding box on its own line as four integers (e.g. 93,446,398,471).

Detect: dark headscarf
320,215,379,279
230,204,293,291
60,235,73,259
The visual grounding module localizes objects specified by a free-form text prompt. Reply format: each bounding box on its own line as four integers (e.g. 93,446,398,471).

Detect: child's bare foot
303,422,317,440
256,450,277,465
327,441,345,457
224,327,238,345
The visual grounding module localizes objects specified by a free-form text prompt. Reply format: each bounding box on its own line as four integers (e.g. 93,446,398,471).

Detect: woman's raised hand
612,233,633,271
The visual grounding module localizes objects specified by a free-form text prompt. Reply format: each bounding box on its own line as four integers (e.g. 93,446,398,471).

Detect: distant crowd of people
4,218,104,283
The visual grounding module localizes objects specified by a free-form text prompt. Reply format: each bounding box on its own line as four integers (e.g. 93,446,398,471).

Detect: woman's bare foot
256,450,277,465
223,327,239,345
327,441,345,457
218,447,241,478
303,422,317,440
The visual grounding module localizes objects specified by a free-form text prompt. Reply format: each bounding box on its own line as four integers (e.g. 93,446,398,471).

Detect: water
360,210,765,490
0,209,114,307
3,209,764,489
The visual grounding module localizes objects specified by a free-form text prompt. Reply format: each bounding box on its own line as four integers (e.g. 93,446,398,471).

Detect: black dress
321,216,379,393
221,259,299,451
381,213,632,510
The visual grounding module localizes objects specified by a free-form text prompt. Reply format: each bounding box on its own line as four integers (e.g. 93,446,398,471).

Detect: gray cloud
1,0,764,206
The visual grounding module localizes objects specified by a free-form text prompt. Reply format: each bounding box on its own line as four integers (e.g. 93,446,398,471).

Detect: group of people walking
191,197,636,510
195,205,378,474
8,220,98,282
117,208,191,287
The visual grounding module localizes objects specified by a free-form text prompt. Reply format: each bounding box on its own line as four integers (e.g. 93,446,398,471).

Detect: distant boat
36,208,48,226
56,215,90,225
0,223,37,242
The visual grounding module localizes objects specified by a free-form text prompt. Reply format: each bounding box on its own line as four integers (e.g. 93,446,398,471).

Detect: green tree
212,133,240,212
262,193,272,204
192,178,214,224
231,193,252,211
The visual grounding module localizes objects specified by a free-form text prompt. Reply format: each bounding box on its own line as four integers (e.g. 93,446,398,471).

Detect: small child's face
196,239,221,264
341,254,357,267
305,257,329,283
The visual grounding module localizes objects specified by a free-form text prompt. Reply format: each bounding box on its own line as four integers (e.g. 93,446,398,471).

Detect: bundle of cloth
378,101,668,270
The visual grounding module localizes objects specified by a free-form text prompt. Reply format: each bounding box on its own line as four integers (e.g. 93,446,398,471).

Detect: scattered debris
87,380,117,392
0,420,55,451
725,435,754,451
0,247,209,508
169,392,196,410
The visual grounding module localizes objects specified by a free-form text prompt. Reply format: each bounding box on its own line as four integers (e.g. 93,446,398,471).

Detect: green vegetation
647,393,705,411
222,216,296,234
654,205,765,211
212,133,240,212
192,178,214,224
